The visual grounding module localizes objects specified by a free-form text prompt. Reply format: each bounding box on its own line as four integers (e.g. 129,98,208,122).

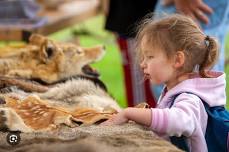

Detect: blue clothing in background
155,0,229,71
0,0,47,29
152,0,229,101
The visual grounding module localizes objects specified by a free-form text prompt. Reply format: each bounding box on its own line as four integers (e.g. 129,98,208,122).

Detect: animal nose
0,97,5,104
102,45,106,50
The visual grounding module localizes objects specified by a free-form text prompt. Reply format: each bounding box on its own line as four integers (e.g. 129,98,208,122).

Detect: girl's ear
173,51,185,69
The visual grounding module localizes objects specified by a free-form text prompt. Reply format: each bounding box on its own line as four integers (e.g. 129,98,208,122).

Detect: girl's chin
150,79,162,85
149,79,157,84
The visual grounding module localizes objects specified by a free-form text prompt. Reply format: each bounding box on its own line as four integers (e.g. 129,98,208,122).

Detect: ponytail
199,36,219,77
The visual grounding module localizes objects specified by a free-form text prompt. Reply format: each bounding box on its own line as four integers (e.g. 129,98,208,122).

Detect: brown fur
0,34,105,83
0,35,182,151
0,34,120,132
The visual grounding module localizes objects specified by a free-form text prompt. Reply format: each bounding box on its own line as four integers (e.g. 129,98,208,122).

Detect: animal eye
147,56,154,59
46,46,54,58
76,48,83,54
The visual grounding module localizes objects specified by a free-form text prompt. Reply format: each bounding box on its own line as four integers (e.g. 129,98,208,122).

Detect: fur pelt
0,79,121,132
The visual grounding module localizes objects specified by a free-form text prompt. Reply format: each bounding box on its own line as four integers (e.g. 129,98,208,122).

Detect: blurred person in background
105,0,158,108
150,0,229,101
156,0,229,71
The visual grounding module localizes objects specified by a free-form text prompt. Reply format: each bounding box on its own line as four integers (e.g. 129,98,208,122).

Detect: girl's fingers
163,0,174,6
100,120,112,125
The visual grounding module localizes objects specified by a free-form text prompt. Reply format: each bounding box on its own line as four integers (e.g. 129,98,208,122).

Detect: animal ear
40,40,56,63
29,34,47,46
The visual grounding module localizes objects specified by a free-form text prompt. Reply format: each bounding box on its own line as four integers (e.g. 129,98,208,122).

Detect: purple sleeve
150,93,202,136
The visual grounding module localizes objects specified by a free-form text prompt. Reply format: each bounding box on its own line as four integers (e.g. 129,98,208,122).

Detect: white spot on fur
24,112,30,116
33,117,39,121
19,109,27,112
39,111,45,115
43,113,48,117
31,106,40,110
34,110,39,114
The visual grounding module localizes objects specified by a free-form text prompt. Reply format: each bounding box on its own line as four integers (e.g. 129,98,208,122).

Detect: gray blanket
0,123,182,152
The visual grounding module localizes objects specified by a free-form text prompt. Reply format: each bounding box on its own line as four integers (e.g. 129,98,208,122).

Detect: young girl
102,14,226,152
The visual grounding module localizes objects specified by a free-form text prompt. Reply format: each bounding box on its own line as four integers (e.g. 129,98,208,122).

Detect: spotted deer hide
0,95,117,132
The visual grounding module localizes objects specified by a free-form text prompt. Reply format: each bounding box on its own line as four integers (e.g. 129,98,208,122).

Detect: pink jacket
150,71,226,152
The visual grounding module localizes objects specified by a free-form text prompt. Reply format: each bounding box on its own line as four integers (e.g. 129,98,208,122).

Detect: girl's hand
163,0,174,6
101,107,152,127
101,110,128,125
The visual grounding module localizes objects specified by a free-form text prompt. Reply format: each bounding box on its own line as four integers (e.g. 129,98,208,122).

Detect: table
0,0,100,41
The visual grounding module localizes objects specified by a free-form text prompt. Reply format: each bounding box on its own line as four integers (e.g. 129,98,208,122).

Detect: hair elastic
204,35,210,47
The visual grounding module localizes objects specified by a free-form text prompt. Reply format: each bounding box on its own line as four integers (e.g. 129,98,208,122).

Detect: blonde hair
136,14,219,78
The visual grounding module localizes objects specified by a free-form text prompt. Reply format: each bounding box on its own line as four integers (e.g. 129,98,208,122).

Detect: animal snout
0,97,6,104
102,45,106,50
